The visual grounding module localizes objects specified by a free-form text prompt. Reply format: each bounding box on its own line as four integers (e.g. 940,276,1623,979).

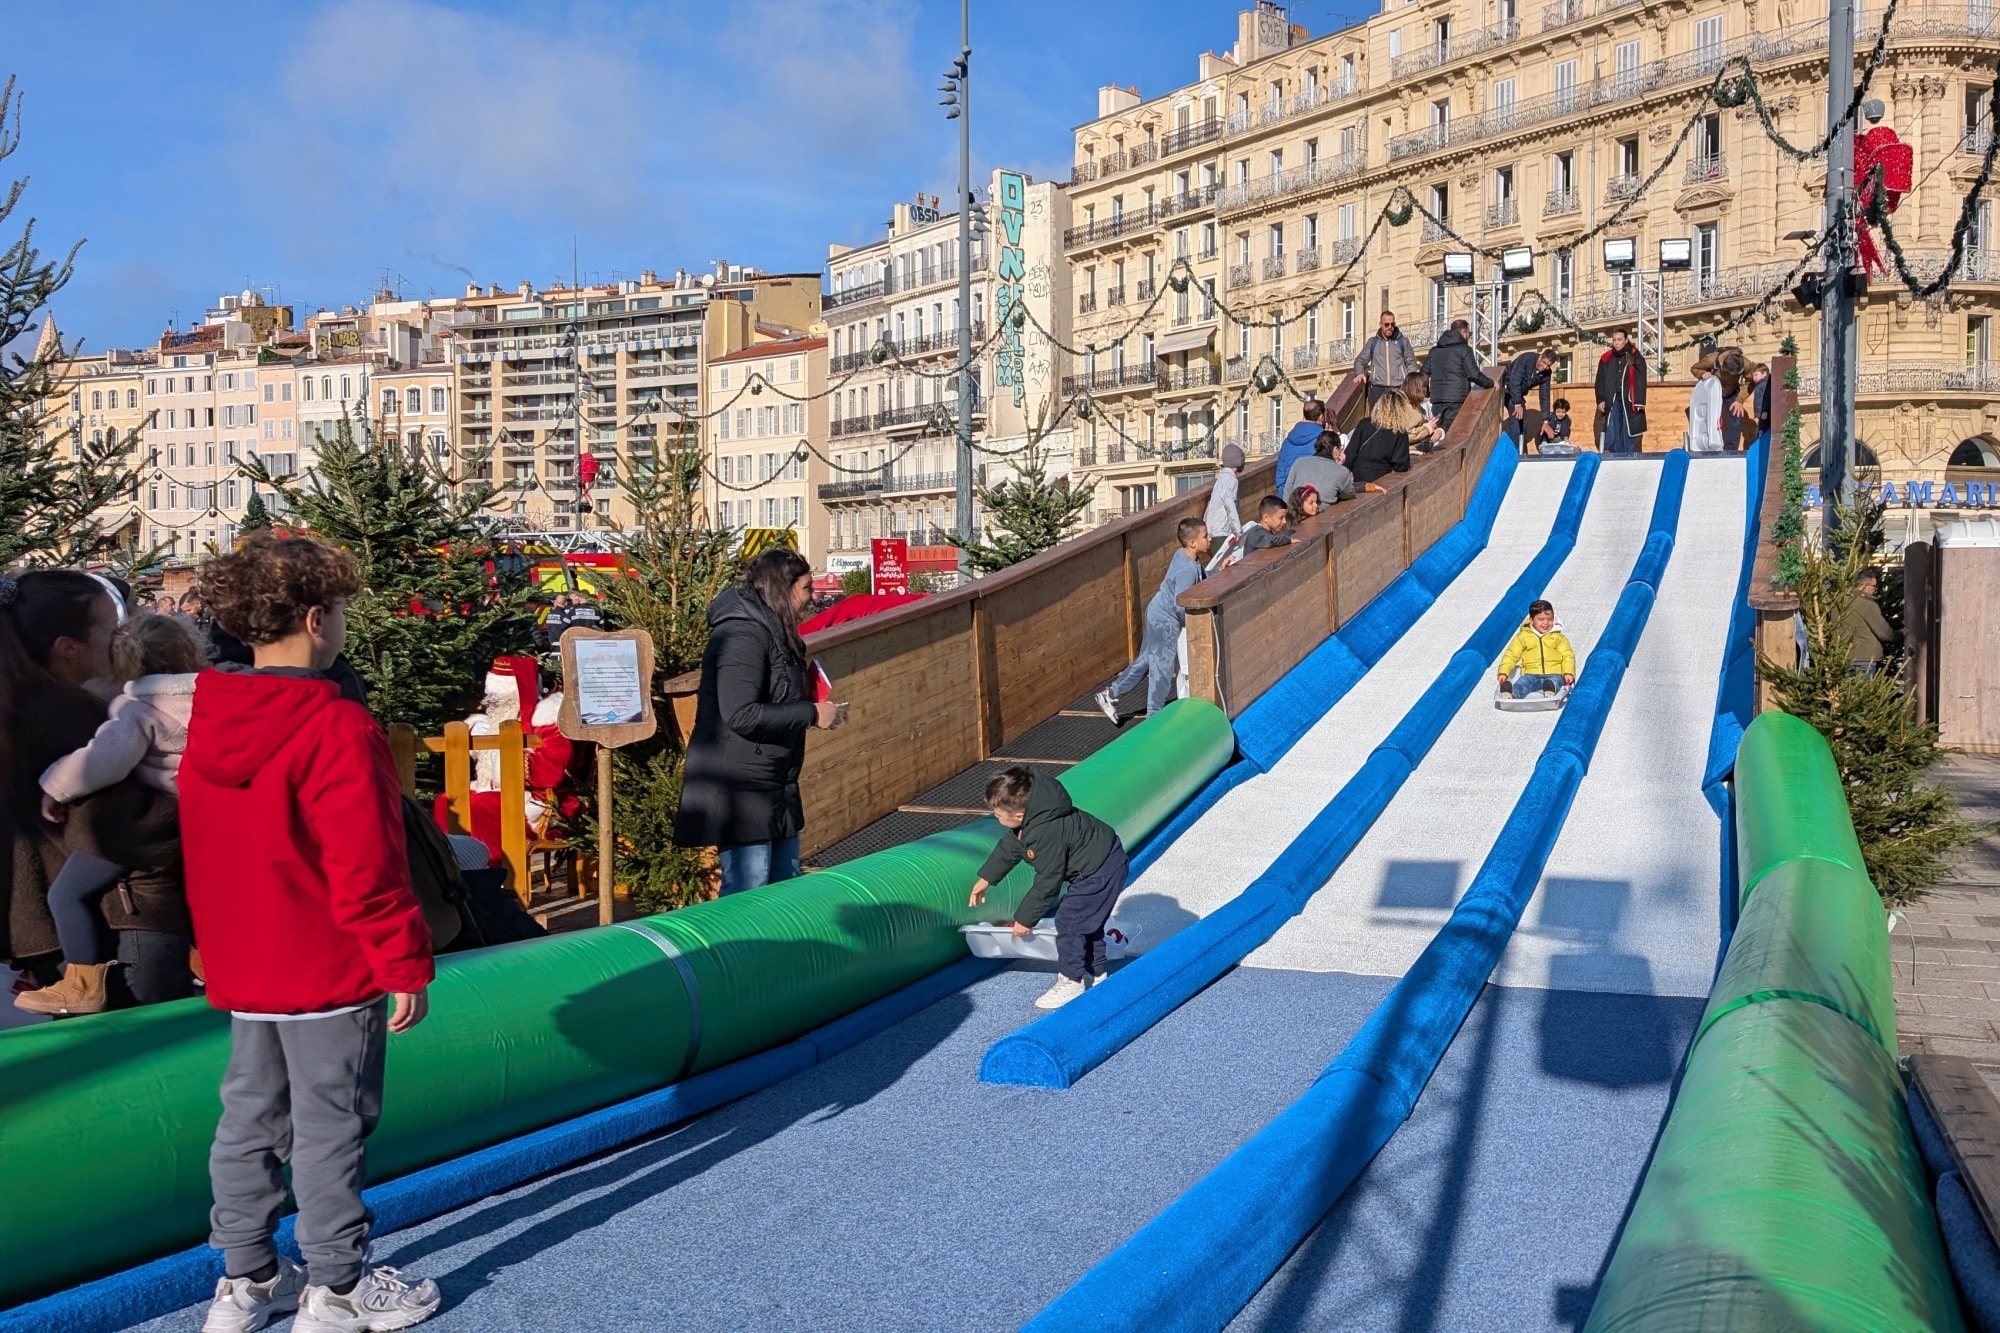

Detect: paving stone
1896,1014,2000,1040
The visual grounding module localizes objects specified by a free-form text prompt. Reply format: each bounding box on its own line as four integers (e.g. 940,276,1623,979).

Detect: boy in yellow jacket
1497,599,1576,698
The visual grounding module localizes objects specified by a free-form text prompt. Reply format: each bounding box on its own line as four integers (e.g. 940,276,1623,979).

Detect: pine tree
239,489,271,533
0,77,139,567
950,448,1095,574
1757,498,1989,904
250,413,530,747
593,414,740,912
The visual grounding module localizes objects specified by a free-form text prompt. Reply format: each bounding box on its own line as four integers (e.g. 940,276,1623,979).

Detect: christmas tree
0,77,139,566
1757,498,1988,903
250,412,530,748
950,447,1094,574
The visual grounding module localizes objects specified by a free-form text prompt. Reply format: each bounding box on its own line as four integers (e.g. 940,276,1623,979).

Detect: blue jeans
718,836,801,896
1109,611,1181,714
1512,673,1567,698
1602,399,1637,455
47,852,123,965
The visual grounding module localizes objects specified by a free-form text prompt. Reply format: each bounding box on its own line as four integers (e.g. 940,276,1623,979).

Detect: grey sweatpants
209,1000,386,1290
1109,610,1182,714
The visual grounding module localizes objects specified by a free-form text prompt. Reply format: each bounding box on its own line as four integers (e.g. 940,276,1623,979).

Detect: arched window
302,377,314,402
324,376,335,401
1949,437,1999,467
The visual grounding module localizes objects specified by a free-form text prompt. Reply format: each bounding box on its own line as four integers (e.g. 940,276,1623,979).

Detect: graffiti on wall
995,170,1026,408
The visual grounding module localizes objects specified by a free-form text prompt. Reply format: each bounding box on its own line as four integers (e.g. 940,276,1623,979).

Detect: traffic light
1793,270,1825,311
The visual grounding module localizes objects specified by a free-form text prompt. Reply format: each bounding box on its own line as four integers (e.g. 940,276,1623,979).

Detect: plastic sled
961,918,1142,962
1496,682,1570,712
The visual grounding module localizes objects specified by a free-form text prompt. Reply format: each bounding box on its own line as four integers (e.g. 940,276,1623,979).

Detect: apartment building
39,320,151,547
704,333,831,569
1063,0,2000,493
447,266,820,533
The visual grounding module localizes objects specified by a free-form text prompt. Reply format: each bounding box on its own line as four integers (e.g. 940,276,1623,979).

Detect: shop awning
1166,397,1216,420
1154,326,1216,358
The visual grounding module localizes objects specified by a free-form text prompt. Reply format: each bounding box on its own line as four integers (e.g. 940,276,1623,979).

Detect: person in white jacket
21,611,205,1015
1686,356,1726,454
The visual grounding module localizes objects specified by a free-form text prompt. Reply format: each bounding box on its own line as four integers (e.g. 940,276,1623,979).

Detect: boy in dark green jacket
968,766,1129,1010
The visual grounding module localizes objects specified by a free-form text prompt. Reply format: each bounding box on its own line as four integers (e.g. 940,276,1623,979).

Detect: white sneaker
1035,976,1088,1009
1094,689,1120,724
202,1256,304,1333
293,1266,441,1332
1086,970,1107,987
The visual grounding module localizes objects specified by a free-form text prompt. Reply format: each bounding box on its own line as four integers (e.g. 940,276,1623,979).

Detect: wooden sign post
557,627,658,925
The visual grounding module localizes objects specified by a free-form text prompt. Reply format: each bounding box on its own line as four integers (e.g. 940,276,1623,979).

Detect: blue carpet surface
1229,981,1703,1332
128,966,1401,1333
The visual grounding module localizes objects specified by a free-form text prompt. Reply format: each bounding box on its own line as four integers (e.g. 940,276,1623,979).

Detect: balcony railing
1291,72,1359,115
1068,139,1160,187
1684,153,1728,184
1545,187,1581,217
1897,247,2000,284
1161,184,1220,220
1487,198,1520,228
1606,173,1643,200
1108,285,1128,306
1390,18,1521,78
1962,126,1995,155
1061,362,1161,395
1162,117,1224,157
1543,0,1585,31
1262,254,1288,280
1292,344,1321,370
1228,263,1256,288
1330,236,1362,265
1215,147,1367,213
1421,217,1452,241
1079,292,1099,314
1065,204,1159,249
1794,361,2000,398
1388,19,1835,162
1136,277,1157,301
1161,362,1219,392
884,470,962,494
1224,355,1251,381
825,279,887,310
1296,247,1322,273
817,474,886,500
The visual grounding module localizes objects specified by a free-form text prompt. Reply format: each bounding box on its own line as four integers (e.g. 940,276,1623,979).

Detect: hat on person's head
483,654,541,723
1221,443,1246,469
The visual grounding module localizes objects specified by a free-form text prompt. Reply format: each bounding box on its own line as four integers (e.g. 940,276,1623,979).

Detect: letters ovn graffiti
995,171,1026,408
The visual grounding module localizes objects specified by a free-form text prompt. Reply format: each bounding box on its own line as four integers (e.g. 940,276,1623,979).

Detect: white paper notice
573,637,645,725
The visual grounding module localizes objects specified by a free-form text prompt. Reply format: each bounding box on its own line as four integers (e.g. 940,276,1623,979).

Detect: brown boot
13,962,114,1015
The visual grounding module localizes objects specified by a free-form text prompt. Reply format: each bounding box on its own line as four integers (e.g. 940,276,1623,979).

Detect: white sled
960,919,1142,962
1495,682,1570,712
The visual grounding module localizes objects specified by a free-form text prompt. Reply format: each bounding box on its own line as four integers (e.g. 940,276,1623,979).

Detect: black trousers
1435,399,1464,431
1056,838,1129,982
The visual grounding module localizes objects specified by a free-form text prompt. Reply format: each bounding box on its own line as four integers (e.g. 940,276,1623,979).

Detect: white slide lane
1116,459,1578,947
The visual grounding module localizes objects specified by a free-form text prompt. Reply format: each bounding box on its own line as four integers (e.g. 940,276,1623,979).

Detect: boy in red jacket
184,532,441,1333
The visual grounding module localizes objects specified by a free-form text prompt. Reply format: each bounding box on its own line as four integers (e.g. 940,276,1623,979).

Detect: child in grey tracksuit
1096,517,1211,721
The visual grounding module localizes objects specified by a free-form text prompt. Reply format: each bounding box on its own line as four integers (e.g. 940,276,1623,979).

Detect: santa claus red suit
436,655,585,868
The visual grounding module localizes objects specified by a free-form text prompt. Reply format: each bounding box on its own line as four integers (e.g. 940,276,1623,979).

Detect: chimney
640,269,658,285
465,282,481,298
488,283,502,297
517,281,532,297
1097,84,1143,116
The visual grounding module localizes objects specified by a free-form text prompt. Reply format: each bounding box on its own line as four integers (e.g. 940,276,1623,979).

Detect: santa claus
438,655,583,869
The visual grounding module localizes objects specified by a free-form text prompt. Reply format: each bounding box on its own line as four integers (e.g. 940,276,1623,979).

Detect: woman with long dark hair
1,570,193,1004
673,549,845,894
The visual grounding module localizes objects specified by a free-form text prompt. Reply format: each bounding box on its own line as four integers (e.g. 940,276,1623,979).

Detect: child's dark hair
199,531,361,646
985,765,1035,811
1176,517,1207,547
1258,495,1288,518
1553,398,1570,411
1528,599,1554,618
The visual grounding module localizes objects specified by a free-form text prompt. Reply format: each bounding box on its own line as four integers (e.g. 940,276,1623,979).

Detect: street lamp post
1819,0,1859,523
942,0,973,578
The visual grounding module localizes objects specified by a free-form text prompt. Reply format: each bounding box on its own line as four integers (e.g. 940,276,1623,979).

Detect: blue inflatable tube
1028,453,1689,1333
981,454,1602,1089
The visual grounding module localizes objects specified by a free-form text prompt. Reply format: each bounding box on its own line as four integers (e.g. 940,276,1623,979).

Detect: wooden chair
388,720,539,907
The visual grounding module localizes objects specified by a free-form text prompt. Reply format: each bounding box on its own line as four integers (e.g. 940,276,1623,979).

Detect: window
1970,314,1993,365
280,382,292,402
1552,59,1578,111
1433,16,1451,56
1491,77,1516,124
1430,98,1450,129
1693,15,1724,67
1617,136,1640,177
1430,182,1450,223
221,374,235,392
127,389,137,408
431,386,447,414
1339,123,1357,157
1267,149,1283,177
1306,304,1320,347
224,440,238,464
1338,203,1357,240
223,480,239,509
1388,28,1402,59
1236,233,1251,266
1430,278,1450,329
1304,214,1319,249
1340,296,1357,342
1969,86,1994,142
262,383,274,403
1553,250,1575,304
1694,113,1722,165
146,379,157,396
406,387,422,415
1304,138,1318,165
1553,150,1576,195
90,390,102,411
1268,223,1285,259
340,375,352,400
1614,40,1642,93
1495,165,1515,202
282,419,294,440
381,388,397,417
1694,223,1720,288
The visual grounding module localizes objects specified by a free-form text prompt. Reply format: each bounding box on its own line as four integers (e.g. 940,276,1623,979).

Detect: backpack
399,796,469,952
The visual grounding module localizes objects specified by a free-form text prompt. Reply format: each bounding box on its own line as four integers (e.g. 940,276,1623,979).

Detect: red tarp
800,592,929,635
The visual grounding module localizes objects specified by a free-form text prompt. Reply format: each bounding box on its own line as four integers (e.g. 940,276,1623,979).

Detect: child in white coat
1687,357,1725,454
18,612,205,1014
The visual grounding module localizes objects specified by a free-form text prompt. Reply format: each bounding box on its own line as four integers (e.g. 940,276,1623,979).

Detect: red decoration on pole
1854,126,1914,276
578,452,599,488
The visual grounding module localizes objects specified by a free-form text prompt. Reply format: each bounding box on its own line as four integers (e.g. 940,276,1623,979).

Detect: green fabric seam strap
613,920,704,1081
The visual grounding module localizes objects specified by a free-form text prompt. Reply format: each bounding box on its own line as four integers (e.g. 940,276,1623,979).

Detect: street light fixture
1500,245,1535,278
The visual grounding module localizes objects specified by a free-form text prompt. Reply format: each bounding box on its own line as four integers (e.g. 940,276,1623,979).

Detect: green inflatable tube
1586,712,1958,1331
0,698,1234,1305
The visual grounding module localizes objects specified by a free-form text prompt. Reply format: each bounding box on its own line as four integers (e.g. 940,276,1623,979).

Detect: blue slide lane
981,453,1602,1090
1030,452,1690,1333
1700,430,1769,957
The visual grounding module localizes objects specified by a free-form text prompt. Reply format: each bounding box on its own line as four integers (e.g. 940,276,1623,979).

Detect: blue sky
8,0,1374,354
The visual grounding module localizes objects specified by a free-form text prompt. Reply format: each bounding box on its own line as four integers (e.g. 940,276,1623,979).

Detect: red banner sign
871,538,909,595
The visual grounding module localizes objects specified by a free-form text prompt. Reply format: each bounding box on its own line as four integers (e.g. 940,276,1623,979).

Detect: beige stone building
39,323,151,548
704,333,831,569
821,174,1077,562
1062,0,2000,502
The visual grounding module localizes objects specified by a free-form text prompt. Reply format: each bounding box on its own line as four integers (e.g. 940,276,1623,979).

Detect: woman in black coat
1345,372,1441,485
673,549,843,894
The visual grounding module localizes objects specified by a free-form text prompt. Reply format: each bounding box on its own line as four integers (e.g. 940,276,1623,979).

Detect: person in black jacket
1502,349,1555,448
1423,320,1491,431
1344,374,1436,485
968,765,1127,1009
1594,329,1648,454
673,549,844,894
